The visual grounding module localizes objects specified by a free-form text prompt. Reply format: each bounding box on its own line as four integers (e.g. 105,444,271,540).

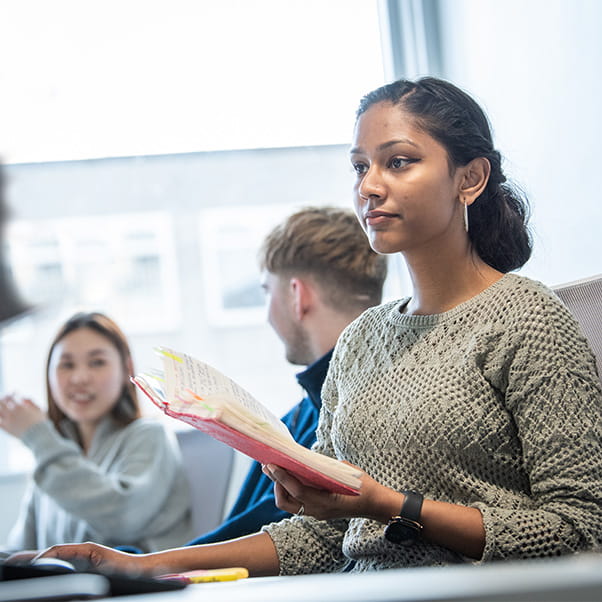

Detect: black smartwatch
384,490,424,545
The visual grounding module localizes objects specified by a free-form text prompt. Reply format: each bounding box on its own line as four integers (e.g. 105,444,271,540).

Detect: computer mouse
30,557,76,572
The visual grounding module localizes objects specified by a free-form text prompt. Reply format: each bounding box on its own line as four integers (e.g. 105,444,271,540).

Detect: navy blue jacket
185,350,332,545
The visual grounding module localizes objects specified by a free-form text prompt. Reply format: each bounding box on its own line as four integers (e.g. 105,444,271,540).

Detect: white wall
438,0,602,286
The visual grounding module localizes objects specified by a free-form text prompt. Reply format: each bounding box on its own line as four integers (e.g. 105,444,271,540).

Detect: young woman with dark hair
355,77,532,274
26,77,602,575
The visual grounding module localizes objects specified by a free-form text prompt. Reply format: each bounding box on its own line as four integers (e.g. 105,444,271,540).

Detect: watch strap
399,490,423,522
384,490,424,545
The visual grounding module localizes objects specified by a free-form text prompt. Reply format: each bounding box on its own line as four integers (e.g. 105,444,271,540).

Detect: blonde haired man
186,206,387,544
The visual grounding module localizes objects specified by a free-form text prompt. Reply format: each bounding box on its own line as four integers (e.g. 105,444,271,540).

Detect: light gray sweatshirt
7,415,192,552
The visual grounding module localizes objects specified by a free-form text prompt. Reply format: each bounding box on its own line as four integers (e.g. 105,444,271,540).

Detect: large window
0,0,385,163
0,1,388,477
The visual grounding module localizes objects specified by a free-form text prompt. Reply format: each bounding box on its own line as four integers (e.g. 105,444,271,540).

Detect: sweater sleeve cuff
470,502,495,563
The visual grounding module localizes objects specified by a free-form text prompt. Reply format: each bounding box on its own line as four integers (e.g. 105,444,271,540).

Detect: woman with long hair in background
0,311,191,553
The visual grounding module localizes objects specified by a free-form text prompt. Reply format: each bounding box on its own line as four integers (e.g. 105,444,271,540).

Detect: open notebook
132,347,362,495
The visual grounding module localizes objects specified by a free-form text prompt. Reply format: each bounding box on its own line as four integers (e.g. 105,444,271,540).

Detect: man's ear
459,157,491,206
290,277,312,320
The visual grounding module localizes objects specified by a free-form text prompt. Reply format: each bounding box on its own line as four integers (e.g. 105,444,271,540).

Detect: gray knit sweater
264,274,602,573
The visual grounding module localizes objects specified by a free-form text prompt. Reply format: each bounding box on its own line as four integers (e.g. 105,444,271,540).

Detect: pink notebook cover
135,381,359,496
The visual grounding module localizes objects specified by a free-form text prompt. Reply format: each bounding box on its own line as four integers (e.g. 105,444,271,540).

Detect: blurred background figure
0,311,192,554
0,163,29,326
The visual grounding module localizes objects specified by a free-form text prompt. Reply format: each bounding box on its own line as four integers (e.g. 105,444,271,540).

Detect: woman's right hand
0,395,45,439
35,532,280,578
35,542,151,575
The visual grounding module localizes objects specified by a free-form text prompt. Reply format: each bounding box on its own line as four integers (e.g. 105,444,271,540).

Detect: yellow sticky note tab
156,347,183,363
187,567,249,583
159,567,249,584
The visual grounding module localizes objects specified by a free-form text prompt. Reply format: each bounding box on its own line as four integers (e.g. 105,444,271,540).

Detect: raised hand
0,395,45,438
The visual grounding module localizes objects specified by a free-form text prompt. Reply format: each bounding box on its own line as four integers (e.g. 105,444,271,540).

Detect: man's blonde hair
258,206,387,312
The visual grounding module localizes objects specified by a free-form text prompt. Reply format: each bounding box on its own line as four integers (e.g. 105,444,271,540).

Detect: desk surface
121,553,602,602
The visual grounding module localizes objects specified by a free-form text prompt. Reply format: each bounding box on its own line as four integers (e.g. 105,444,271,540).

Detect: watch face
384,518,421,545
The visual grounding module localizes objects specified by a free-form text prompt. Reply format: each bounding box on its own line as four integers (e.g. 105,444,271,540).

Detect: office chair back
175,428,234,536
553,274,602,383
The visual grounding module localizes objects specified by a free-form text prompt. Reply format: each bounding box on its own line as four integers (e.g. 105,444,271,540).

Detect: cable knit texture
263,274,602,573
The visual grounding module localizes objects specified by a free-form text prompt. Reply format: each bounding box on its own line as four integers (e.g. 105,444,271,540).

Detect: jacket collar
295,349,334,410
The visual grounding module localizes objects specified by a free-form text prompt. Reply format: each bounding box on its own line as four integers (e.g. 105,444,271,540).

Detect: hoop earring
463,201,469,233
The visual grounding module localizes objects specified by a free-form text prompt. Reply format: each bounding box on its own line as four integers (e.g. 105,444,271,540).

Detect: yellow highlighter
158,567,249,584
